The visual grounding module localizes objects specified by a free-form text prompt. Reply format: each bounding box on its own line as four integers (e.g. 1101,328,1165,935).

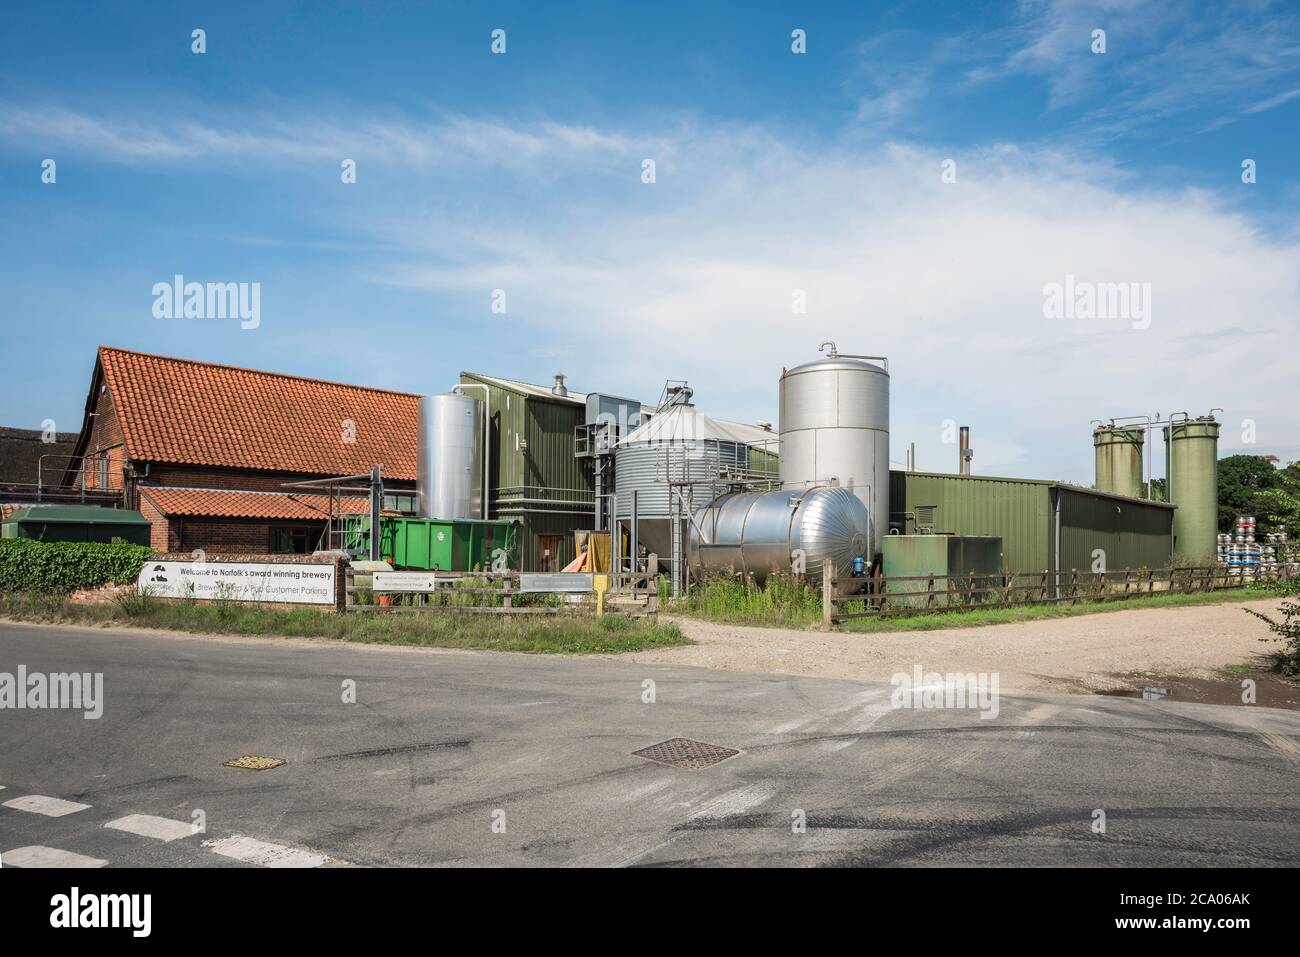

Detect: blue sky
2,0,1298,480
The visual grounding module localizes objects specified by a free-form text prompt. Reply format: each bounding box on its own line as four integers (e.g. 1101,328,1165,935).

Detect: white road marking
204,835,328,868
821,738,857,752
768,718,810,735
3,795,91,817
3,845,107,868
688,783,776,821
104,813,193,842
619,778,674,803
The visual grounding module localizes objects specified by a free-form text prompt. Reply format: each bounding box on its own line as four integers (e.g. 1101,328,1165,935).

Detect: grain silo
613,392,748,563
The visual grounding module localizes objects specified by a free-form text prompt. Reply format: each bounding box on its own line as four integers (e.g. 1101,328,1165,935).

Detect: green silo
1163,417,1220,565
1093,426,1145,499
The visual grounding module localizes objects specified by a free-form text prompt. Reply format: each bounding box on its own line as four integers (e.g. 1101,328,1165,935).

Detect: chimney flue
552,373,568,397
959,426,972,476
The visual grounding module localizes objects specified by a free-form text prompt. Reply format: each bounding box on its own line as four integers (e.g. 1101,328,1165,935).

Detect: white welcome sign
138,560,336,605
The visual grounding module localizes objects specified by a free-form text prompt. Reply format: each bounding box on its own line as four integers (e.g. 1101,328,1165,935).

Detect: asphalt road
2,619,1299,867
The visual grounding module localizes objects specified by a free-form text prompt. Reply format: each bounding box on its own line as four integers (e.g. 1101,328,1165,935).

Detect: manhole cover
632,737,740,770
223,755,286,771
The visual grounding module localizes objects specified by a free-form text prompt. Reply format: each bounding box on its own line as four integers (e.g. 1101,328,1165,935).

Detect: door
537,535,558,573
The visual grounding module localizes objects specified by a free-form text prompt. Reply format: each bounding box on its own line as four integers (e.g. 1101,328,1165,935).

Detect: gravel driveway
623,598,1291,696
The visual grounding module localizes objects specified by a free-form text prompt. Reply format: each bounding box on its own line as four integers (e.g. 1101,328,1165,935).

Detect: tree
1216,455,1291,533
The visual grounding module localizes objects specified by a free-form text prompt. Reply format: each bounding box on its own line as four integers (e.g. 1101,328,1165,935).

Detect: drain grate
632,737,740,770
223,755,286,771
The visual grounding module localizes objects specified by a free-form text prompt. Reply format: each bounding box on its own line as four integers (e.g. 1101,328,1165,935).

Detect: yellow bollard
593,574,609,616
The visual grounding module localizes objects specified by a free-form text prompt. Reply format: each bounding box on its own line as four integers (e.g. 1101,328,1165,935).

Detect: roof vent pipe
959,426,973,476
552,373,568,397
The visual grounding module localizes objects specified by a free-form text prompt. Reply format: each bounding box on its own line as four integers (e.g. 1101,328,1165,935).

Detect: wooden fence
823,560,1286,624
345,568,591,616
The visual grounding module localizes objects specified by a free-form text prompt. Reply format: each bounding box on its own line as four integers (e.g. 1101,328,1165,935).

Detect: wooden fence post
822,559,835,626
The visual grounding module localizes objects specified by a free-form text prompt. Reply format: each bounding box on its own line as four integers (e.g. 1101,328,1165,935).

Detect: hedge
0,539,155,594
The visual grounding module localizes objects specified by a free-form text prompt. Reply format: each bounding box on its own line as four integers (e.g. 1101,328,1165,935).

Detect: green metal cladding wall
889,471,1173,574
1057,488,1172,572
889,472,1053,572
459,374,593,571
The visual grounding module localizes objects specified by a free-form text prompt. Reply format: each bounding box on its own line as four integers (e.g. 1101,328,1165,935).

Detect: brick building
65,346,419,554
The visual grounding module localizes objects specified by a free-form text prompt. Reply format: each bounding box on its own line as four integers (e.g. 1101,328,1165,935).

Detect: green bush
1246,596,1300,676
0,539,154,594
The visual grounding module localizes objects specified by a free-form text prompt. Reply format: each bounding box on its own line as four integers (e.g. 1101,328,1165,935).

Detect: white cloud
983,0,1300,132
3,104,1295,482
372,125,1300,480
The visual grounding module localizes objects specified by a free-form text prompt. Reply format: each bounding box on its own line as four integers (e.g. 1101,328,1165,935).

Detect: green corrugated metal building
460,372,595,571
889,470,1174,577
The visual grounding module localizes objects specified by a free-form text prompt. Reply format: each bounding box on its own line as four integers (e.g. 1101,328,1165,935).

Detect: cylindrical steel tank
779,352,889,559
688,485,869,592
1093,425,1145,499
417,393,483,521
1163,416,1219,564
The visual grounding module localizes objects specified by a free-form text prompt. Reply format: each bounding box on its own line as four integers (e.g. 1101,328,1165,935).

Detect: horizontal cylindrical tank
1163,416,1220,564
1093,425,1145,499
688,485,869,591
779,353,889,560
417,393,483,521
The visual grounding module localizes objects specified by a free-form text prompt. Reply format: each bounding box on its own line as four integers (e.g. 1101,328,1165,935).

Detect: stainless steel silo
688,485,869,592
613,415,745,562
779,347,890,560
417,392,483,521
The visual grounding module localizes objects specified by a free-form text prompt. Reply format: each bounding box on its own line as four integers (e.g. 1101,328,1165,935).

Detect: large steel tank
688,485,869,591
779,349,889,560
417,393,483,521
1093,425,1145,499
1163,415,1220,564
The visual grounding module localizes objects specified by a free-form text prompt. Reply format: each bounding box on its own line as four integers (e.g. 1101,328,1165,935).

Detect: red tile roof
98,347,419,479
140,487,376,521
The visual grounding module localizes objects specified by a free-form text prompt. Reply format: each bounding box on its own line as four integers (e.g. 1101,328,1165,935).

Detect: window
382,493,418,514
270,526,314,554
98,456,109,489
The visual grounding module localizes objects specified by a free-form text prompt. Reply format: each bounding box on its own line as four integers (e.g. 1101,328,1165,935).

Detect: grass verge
667,573,1287,632
837,586,1286,633
0,592,690,655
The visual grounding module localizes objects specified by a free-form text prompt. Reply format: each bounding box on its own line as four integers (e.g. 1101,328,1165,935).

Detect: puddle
1096,667,1300,711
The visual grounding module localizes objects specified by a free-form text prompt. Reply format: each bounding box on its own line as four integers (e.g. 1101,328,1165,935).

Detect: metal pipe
1054,487,1062,599
959,426,971,476
452,383,491,520
816,341,890,371
631,489,639,576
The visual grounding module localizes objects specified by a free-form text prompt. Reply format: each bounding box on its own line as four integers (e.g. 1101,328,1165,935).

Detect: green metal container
882,534,1003,607
0,506,151,545
1093,426,1144,499
345,516,516,572
1163,417,1220,564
